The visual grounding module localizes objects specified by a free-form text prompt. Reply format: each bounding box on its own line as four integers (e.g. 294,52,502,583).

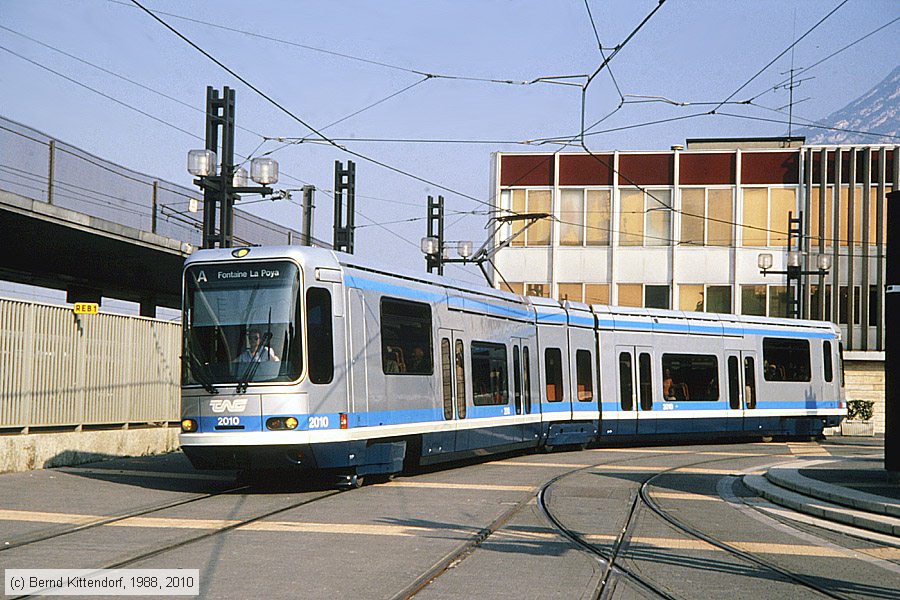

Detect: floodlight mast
187,86,277,249
421,206,551,287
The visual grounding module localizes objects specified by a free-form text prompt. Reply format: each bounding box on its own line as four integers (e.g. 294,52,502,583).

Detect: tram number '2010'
217,416,240,426
308,416,330,429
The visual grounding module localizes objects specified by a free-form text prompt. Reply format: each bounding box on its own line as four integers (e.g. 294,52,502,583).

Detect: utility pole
301,185,315,246
425,195,445,275
885,190,899,480
333,160,356,253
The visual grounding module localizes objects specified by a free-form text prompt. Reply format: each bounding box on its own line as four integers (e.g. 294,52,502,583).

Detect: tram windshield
182,260,303,387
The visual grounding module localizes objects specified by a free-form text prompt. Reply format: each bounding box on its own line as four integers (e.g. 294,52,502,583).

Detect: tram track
391,449,767,600
536,452,860,600
8,486,343,600
0,483,251,552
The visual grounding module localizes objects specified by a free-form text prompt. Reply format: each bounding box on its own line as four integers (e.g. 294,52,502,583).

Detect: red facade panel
741,151,799,184
618,153,674,186
558,154,614,186
679,153,735,185
500,154,555,187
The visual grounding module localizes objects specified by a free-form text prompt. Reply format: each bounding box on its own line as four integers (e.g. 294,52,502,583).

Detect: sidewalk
743,439,900,538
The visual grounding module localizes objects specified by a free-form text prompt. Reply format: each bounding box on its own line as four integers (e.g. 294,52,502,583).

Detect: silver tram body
179,245,846,477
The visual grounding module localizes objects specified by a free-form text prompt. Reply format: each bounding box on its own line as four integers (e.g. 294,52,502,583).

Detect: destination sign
187,261,295,287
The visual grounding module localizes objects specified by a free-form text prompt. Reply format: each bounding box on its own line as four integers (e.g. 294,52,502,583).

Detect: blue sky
1,0,898,303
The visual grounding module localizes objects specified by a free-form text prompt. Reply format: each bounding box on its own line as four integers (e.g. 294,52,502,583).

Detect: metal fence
0,298,181,429
0,115,303,246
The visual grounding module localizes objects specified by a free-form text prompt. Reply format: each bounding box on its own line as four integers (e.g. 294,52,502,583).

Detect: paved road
1,440,896,599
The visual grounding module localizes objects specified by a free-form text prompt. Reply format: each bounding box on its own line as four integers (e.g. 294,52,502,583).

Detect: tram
178,245,845,481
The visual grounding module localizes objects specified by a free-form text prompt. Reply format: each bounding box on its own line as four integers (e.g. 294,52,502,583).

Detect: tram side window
523,346,532,414
545,347,564,402
513,345,522,414
306,287,333,384
441,338,453,420
619,352,634,411
727,356,740,410
660,354,719,402
762,338,810,382
838,342,845,388
455,340,467,418
472,341,508,406
823,340,833,383
744,356,757,409
638,352,652,410
576,349,593,402
380,298,433,375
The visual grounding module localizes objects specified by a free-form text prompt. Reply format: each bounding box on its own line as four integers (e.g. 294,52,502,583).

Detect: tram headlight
266,417,283,430
181,419,198,433
284,417,299,430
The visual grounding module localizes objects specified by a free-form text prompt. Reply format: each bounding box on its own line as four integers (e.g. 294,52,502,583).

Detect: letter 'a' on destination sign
73,303,99,314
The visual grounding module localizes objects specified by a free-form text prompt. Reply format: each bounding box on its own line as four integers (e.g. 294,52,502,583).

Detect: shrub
846,399,875,421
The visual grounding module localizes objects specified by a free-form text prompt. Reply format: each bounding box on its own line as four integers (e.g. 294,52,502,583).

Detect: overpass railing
0,115,313,247
0,298,181,431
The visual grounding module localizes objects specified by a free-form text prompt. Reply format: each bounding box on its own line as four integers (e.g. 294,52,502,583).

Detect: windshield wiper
236,330,273,394
187,349,219,395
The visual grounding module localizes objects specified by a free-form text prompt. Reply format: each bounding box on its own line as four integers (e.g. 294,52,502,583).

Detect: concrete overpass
1,188,192,315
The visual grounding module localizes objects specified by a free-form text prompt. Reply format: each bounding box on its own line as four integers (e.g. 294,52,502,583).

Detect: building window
381,298,432,375
645,285,670,309
681,285,731,313
558,283,584,302
500,281,524,295
741,285,767,316
708,189,734,246
645,189,672,246
768,285,789,318
586,190,611,245
763,338,811,382
585,284,610,305
679,284,705,312
526,283,549,298
742,188,768,246
680,188,705,246
681,188,733,246
618,284,643,308
742,187,797,247
509,189,552,246
838,286,860,325
770,188,796,246
471,342,508,406
706,286,732,313
560,189,584,246
619,189,644,246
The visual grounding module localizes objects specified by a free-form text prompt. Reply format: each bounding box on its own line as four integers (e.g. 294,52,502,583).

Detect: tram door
438,329,467,423
347,289,369,413
615,346,653,436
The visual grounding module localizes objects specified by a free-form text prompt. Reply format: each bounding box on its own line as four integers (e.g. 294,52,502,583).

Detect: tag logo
210,398,249,413
196,271,207,283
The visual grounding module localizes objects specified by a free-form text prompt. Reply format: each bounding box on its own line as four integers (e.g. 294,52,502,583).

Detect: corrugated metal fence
0,298,180,430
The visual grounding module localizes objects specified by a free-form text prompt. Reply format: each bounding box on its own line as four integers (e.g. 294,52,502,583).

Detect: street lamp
758,250,831,319
187,149,278,248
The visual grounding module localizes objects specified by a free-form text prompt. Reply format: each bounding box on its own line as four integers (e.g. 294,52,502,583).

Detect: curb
742,474,900,536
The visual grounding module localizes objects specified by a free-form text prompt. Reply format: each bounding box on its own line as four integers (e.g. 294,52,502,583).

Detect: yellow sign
73,303,99,315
